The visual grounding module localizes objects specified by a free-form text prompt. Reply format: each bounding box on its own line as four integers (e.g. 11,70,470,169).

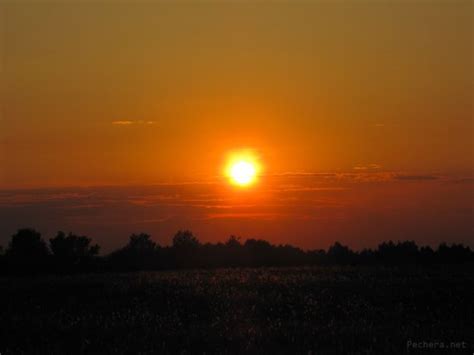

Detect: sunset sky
0,1,472,251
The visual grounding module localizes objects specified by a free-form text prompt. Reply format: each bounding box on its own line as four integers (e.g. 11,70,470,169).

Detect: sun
230,161,256,186
225,150,261,187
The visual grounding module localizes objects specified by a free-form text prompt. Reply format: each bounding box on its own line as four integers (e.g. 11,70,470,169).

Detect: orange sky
0,1,472,250
0,173,473,251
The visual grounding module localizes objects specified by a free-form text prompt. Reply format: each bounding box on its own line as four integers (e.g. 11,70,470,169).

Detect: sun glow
225,150,261,187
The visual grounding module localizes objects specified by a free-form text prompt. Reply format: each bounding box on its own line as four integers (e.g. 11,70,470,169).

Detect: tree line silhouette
1,228,473,274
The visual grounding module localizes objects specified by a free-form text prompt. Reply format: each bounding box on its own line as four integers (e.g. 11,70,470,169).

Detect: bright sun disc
224,150,261,187
230,161,256,186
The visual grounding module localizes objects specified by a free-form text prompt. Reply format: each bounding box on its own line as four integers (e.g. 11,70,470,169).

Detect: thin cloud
448,177,474,184
394,174,439,181
353,164,382,171
267,171,392,183
273,186,348,192
204,212,284,220
112,120,155,125
272,171,439,183
112,120,134,125
268,172,337,178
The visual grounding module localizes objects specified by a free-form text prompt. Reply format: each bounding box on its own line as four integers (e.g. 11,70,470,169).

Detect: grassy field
1,266,473,354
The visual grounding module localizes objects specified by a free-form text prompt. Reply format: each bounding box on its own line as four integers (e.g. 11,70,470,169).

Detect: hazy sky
0,1,472,249
2,0,472,187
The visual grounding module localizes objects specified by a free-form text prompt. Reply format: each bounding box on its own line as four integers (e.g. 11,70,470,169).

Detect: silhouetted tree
108,233,159,270
49,231,99,271
0,245,4,274
307,249,326,265
327,242,355,264
2,226,474,273
6,228,49,272
376,240,419,264
419,246,435,264
128,233,157,252
172,230,201,268
223,235,243,266
437,242,473,264
274,244,307,266
225,235,242,248
243,239,274,266
173,230,200,249
358,248,375,264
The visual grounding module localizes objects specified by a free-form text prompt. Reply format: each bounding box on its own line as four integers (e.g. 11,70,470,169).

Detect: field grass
1,266,473,354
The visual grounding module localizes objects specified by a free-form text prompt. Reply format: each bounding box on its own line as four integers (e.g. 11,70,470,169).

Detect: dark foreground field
1,266,473,354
